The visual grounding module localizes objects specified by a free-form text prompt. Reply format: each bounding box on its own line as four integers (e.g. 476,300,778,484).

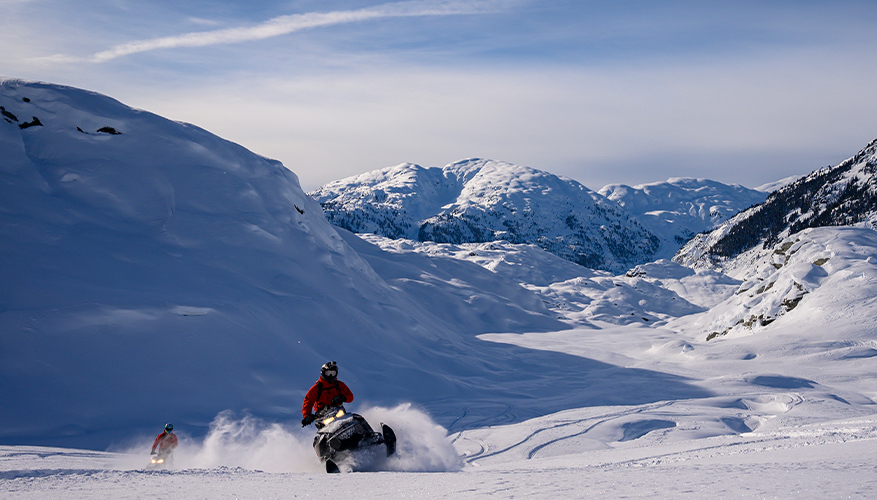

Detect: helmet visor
323,369,337,378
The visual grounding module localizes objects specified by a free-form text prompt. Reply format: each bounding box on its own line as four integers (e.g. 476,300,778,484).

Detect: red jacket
302,378,353,417
151,431,178,453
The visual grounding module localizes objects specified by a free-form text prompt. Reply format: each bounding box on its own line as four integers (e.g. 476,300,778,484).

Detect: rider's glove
330,395,345,406
302,414,316,427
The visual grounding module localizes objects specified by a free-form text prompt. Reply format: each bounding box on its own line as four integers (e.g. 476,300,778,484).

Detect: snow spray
115,404,462,473
179,411,321,472
361,403,463,472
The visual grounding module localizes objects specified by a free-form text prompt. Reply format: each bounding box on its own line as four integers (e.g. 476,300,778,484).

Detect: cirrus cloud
86,0,509,63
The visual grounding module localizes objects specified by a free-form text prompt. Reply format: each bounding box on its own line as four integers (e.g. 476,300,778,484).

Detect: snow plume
182,411,321,473
184,405,463,473
362,404,464,472
114,405,460,473
109,412,320,472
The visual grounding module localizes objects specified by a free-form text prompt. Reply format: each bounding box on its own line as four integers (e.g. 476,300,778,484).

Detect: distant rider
301,361,354,427
151,423,179,455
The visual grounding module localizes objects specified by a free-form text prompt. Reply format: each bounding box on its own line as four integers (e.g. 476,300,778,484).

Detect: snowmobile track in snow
460,401,674,462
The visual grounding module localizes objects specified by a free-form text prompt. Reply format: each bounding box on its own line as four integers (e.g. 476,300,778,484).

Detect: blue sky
4,0,877,191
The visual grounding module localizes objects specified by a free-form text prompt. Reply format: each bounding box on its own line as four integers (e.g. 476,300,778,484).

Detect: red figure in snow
301,361,354,427
151,423,179,455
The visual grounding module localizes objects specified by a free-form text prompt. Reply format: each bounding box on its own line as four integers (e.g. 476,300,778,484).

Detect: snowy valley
1,79,876,499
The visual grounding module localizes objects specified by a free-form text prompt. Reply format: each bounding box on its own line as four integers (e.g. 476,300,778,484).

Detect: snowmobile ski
382,423,396,456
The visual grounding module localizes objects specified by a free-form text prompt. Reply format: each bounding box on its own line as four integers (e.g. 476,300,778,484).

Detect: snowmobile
146,449,174,470
311,404,396,473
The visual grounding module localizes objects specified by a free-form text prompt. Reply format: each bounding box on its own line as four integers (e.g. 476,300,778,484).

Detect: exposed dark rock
1,106,19,122
706,330,727,341
19,116,43,129
97,126,122,135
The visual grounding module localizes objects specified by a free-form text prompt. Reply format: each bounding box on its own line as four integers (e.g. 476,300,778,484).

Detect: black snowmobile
311,404,396,473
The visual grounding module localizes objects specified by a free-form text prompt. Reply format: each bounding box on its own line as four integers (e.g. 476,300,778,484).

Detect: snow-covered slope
675,226,877,342
311,159,662,273
674,137,877,270
0,80,595,448
599,178,767,260
0,78,426,446
360,233,737,328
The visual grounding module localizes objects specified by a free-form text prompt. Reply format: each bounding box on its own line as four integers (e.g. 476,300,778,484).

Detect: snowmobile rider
302,361,354,427
151,423,179,455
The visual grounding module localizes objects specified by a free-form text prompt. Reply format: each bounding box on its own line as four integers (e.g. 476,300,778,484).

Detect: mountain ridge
312,158,663,272
599,177,767,260
312,160,768,271
674,137,877,271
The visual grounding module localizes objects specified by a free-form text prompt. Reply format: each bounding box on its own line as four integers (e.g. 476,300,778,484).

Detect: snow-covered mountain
599,178,767,260
0,79,598,448
311,162,767,272
674,137,877,271
311,160,663,272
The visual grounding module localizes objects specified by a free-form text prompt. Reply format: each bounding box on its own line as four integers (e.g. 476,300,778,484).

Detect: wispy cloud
85,0,507,63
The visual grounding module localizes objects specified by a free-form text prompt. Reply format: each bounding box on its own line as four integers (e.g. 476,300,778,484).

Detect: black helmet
321,361,338,382
165,423,174,432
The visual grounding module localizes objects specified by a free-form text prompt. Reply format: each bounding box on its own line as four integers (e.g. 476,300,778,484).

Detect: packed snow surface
4,414,876,498
1,79,876,498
